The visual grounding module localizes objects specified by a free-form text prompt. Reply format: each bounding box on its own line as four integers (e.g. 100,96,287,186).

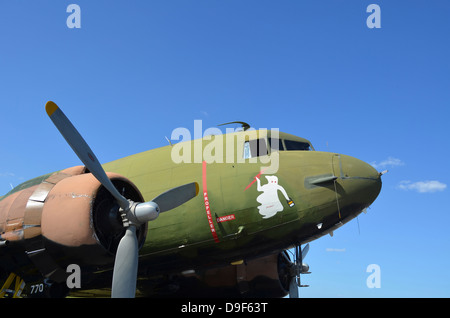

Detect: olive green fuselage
0,130,381,284
102,131,381,275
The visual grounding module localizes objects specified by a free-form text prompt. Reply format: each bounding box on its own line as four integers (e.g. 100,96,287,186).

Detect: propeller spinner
45,101,199,298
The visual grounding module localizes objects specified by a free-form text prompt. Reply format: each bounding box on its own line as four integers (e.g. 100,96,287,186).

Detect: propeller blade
111,226,139,298
130,182,199,224
289,278,299,298
151,182,199,213
288,243,310,298
45,101,129,210
110,183,200,297
302,243,309,261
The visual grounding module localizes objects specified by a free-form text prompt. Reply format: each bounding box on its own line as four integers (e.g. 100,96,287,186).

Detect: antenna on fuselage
217,121,251,131
164,136,173,147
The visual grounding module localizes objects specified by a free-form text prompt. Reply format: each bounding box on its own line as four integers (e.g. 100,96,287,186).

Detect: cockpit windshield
268,138,313,152
243,136,313,159
284,140,312,151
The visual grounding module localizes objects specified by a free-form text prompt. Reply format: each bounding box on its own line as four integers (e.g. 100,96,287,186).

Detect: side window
243,141,251,159
243,139,268,159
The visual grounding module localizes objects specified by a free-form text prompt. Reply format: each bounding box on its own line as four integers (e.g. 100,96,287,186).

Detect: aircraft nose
336,154,382,208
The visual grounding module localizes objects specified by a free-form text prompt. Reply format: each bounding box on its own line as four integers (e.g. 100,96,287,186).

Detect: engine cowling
0,165,146,281
138,252,292,298
42,171,147,261
199,252,292,298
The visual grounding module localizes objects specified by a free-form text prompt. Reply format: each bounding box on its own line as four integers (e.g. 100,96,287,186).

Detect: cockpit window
243,138,268,159
268,138,284,151
244,138,311,159
268,138,312,152
284,140,312,151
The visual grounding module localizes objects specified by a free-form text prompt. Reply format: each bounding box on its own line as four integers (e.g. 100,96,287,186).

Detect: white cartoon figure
255,175,295,219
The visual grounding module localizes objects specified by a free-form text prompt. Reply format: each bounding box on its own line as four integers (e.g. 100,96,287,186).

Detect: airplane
0,101,382,298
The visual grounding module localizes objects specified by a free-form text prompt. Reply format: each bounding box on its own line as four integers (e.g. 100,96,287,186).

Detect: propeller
45,101,199,297
288,243,310,298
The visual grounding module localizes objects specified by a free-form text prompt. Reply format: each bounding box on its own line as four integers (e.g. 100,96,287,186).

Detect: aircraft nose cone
340,155,380,180
337,155,382,208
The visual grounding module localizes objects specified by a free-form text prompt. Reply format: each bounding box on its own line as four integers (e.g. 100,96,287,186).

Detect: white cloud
326,248,346,252
370,157,404,170
397,180,447,193
0,172,15,178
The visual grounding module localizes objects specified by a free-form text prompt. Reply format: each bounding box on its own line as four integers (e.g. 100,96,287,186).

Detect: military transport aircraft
0,101,382,298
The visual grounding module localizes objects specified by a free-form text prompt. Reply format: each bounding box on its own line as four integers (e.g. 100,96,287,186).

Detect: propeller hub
133,201,160,223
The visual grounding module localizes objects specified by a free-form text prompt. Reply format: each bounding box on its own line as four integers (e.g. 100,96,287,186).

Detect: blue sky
0,1,449,297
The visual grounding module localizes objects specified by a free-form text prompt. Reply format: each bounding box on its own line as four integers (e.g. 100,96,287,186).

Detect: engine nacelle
139,252,292,298
200,253,291,298
0,166,146,281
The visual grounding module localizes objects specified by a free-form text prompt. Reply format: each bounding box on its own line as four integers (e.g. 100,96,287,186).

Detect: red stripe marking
202,161,220,243
244,168,266,191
